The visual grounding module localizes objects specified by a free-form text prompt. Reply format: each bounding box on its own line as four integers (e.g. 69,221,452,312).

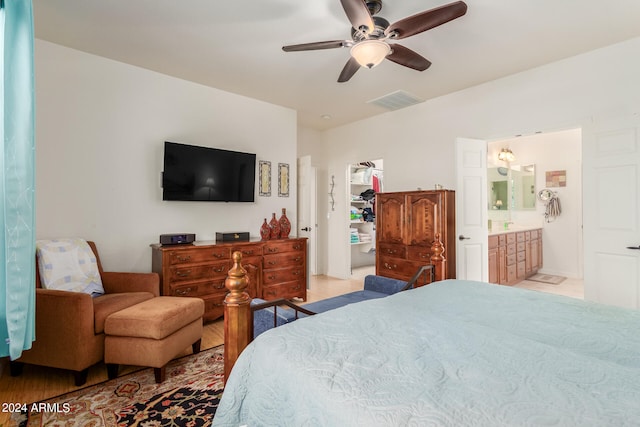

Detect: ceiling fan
282,0,467,82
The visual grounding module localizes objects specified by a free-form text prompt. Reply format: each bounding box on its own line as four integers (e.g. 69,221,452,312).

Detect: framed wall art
259,160,271,196
278,163,289,197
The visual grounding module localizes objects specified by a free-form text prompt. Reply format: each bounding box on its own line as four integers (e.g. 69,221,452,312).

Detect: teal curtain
0,0,36,360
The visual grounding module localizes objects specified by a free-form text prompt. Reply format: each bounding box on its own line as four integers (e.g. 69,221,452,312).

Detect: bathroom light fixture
350,40,391,69
498,148,515,162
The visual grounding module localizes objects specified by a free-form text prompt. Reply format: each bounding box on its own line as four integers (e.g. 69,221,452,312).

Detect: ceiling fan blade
386,44,431,71
340,0,375,34
282,40,347,52
385,1,467,40
338,57,360,83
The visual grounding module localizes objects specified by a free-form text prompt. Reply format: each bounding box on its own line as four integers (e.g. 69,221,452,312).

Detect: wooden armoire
375,189,456,285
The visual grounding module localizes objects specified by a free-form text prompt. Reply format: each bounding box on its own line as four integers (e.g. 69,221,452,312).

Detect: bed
214,278,640,426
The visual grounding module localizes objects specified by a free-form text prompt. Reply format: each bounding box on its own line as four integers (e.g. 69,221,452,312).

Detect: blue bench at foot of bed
252,274,410,338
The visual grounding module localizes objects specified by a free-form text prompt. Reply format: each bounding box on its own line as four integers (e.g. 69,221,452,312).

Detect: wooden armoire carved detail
376,190,456,285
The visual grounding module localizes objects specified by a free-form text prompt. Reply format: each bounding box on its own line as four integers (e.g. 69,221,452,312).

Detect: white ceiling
33,0,640,131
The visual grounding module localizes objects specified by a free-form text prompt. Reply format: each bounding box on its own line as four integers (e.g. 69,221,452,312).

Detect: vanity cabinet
376,189,456,284
488,229,542,285
151,238,307,321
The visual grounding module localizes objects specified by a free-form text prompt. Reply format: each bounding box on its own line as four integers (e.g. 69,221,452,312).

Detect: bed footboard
223,236,447,382
223,252,252,382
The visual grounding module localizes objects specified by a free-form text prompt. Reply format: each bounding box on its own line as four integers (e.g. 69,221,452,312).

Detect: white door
297,156,318,275
455,137,488,281
583,113,640,308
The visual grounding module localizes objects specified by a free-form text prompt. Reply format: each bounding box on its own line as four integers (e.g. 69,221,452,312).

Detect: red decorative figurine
260,218,270,241
279,208,291,239
269,213,280,240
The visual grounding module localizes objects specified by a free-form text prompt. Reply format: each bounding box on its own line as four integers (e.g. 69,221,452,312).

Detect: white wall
320,37,640,279
297,126,328,274
488,129,583,278
35,40,298,272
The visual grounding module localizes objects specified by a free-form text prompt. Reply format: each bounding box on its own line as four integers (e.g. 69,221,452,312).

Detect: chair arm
363,275,410,295
251,298,309,338
34,289,95,336
17,288,104,370
101,272,160,296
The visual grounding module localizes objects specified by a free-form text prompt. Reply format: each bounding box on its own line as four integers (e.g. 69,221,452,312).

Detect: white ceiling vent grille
367,90,424,111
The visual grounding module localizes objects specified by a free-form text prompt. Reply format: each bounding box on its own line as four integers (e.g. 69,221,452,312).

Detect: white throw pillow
36,238,105,297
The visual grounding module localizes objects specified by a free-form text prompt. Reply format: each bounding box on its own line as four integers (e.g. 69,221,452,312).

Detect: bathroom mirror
488,164,536,211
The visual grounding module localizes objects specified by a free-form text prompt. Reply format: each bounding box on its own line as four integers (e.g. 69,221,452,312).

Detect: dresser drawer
506,254,517,266
263,240,305,254
262,280,305,301
488,235,499,249
517,242,525,252
167,247,230,265
263,266,305,285
506,244,516,256
202,294,226,322
169,279,226,298
506,233,516,245
378,243,406,259
407,246,433,262
378,256,426,282
230,244,262,258
517,251,526,262
168,260,230,283
263,251,304,269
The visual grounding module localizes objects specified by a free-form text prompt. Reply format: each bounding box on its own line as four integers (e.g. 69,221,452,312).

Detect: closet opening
348,160,383,277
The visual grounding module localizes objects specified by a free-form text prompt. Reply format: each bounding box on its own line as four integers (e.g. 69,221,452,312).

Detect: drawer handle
267,261,277,265
294,257,301,262
175,287,192,296
212,266,225,273
420,253,429,259
384,262,397,270
385,249,396,254
212,282,225,290
213,253,224,258
268,275,276,280
176,270,191,277
176,255,191,262
293,285,300,290
268,248,278,253
293,245,302,250
243,250,254,255
293,271,301,276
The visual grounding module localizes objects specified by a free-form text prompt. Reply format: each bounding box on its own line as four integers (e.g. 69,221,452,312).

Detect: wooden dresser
375,189,456,285
488,228,542,285
151,238,307,322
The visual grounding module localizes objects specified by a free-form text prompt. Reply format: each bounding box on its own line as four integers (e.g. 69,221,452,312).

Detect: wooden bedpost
430,233,446,282
223,251,251,383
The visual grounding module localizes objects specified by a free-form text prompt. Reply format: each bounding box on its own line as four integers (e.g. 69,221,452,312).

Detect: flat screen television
162,141,256,202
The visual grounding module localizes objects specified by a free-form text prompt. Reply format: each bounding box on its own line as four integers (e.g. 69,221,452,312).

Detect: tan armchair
11,241,159,385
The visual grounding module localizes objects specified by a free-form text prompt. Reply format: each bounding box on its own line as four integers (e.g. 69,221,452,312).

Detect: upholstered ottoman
104,296,204,383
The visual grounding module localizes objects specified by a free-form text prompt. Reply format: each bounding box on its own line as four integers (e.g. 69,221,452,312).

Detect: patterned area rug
527,273,566,285
12,345,224,426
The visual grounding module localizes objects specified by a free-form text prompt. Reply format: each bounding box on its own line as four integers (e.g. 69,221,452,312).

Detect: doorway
348,160,383,277
488,129,583,282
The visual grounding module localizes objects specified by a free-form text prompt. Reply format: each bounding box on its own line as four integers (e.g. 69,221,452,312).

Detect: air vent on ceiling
367,90,424,111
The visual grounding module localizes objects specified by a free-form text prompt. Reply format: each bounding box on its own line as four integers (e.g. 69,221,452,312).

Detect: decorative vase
260,218,270,241
279,208,291,239
269,213,280,240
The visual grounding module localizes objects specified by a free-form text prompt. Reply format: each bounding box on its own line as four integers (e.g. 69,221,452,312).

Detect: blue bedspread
214,280,640,426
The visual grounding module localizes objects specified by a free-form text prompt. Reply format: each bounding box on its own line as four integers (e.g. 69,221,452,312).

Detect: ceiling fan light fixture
350,40,390,69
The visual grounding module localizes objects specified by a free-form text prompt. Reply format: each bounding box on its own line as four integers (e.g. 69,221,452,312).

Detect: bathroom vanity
488,227,542,285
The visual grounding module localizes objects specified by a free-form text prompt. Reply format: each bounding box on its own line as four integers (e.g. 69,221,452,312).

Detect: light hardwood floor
0,270,582,426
